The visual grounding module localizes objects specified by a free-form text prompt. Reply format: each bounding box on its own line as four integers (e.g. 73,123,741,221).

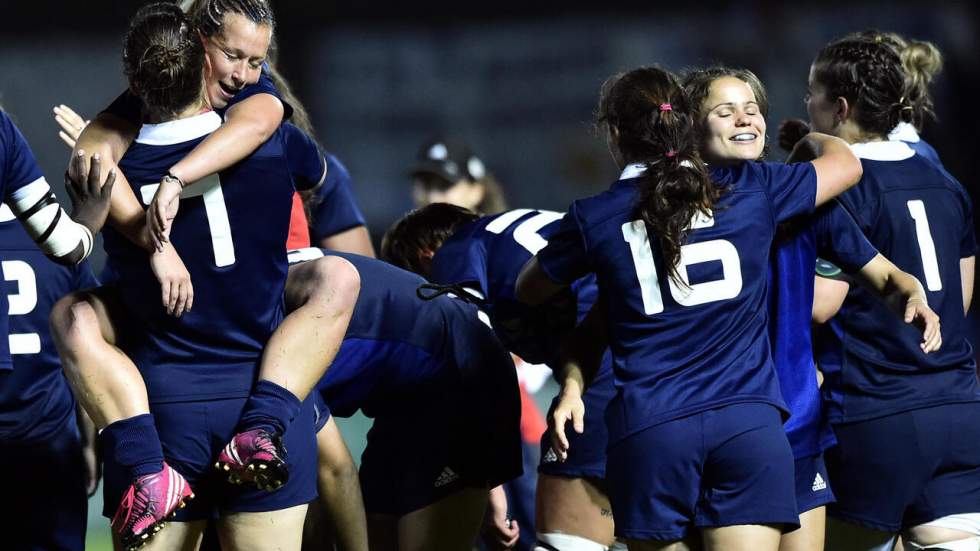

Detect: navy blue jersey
104,66,292,124
0,208,98,443
430,209,597,363
286,248,507,419
769,201,878,458
104,111,317,403
889,122,941,168
538,162,817,444
816,141,979,423
0,111,49,370
309,154,367,243
282,123,325,192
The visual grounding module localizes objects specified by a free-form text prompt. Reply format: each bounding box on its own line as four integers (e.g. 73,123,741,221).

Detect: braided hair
812,37,910,138
123,2,205,122
597,66,717,284
183,0,275,37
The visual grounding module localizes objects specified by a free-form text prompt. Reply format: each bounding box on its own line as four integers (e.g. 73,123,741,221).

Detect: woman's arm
812,275,850,324
315,417,368,551
854,253,942,352
318,226,375,257
787,132,864,207
149,93,284,247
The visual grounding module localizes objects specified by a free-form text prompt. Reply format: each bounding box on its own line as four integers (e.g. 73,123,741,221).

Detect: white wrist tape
9,177,93,262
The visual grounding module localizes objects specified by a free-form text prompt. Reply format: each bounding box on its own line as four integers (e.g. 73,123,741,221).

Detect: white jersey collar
136,111,222,146
850,140,915,162
620,163,647,180
888,121,921,144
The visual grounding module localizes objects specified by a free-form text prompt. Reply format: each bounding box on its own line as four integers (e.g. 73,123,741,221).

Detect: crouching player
383,203,623,551
287,247,523,551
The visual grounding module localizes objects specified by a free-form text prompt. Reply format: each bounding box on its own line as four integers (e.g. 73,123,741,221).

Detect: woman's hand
778,118,810,154
53,104,90,149
549,379,585,462
905,297,942,353
150,243,194,317
481,485,520,549
148,177,183,251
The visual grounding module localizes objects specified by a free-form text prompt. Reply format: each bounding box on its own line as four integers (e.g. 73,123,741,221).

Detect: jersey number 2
2,260,41,354
621,214,742,315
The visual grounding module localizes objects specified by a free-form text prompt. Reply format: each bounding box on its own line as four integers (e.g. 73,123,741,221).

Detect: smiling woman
684,67,770,164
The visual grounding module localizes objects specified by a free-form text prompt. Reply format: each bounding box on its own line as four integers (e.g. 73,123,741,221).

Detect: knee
50,293,99,347
310,256,361,312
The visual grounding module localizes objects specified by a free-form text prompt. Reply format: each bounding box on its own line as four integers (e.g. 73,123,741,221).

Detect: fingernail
77,150,85,157
92,153,100,161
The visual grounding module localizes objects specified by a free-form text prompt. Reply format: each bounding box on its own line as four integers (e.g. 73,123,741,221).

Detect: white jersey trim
850,140,915,162
889,121,921,144
620,163,647,180
136,111,222,146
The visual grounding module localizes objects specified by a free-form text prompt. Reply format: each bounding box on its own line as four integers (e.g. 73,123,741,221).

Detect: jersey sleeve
310,154,367,241
220,66,294,120
282,123,325,192
759,161,818,224
812,201,879,274
958,188,978,258
536,206,591,285
1,111,44,199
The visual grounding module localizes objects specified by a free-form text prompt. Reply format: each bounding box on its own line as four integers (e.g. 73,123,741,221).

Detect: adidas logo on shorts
542,447,558,464
434,467,460,488
812,473,827,492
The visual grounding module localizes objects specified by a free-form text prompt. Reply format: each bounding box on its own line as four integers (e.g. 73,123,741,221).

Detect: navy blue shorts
1,420,87,550
827,402,980,532
327,357,522,517
538,357,615,480
103,396,318,521
606,403,799,542
795,453,835,514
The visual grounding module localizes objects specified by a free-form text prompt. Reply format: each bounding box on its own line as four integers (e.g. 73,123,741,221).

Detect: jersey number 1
141,175,235,267
906,200,942,291
621,214,742,315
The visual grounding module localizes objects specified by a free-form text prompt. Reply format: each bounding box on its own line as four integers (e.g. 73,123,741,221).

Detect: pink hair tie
659,103,673,112
665,150,677,158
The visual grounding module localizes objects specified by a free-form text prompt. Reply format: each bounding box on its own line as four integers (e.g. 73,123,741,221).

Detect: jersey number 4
622,213,742,315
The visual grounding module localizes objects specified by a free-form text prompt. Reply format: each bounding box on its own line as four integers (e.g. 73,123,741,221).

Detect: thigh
779,507,825,551
397,486,488,551
112,520,207,551
535,474,614,546
827,412,929,533
218,504,308,551
702,524,781,551
367,514,398,551
606,413,704,543
909,403,980,527
698,404,798,532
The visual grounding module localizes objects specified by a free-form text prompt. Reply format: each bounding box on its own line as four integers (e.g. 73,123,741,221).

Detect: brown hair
123,2,205,122
381,203,480,275
682,66,770,159
596,66,717,283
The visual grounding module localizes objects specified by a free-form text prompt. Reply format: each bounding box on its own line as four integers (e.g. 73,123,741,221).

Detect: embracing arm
318,226,376,257
962,256,975,314
787,132,863,207
854,254,942,352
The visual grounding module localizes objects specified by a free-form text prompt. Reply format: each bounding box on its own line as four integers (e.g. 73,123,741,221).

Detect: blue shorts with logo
607,402,799,542
315,361,523,517
538,356,615,480
103,396,318,521
2,418,87,550
795,453,834,514
827,402,980,532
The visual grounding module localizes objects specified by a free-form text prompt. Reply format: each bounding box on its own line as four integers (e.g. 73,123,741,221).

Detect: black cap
409,136,486,185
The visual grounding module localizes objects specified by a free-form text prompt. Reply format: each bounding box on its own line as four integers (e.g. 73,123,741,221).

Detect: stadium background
1,1,978,548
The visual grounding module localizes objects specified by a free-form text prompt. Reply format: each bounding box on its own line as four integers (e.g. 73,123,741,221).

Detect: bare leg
217,505,308,551
627,539,699,551
779,507,825,551
535,473,615,547
367,514,398,551
311,417,369,551
904,523,978,548
112,520,206,551
261,256,360,400
702,524,781,551
50,289,148,428
826,517,896,551
398,487,489,551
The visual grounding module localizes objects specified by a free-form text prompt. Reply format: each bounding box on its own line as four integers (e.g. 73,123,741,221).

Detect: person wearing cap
410,137,508,215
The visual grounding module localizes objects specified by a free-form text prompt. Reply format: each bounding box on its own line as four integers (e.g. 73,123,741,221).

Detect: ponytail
597,67,718,284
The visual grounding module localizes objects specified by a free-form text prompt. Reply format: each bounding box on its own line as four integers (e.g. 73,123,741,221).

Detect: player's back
290,248,500,418
821,141,979,422
106,111,297,403
0,207,97,442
